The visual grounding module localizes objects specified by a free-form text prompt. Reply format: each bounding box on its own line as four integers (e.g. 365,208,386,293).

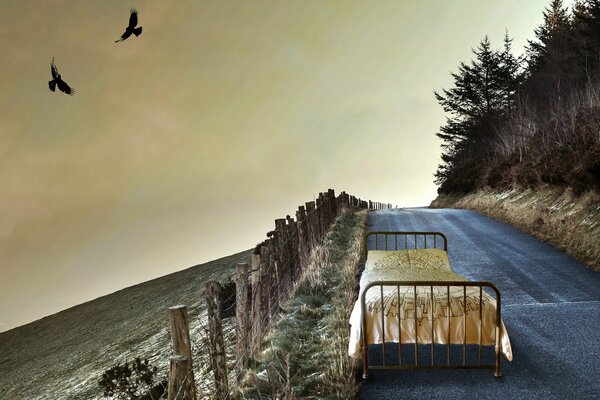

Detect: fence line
162,189,391,399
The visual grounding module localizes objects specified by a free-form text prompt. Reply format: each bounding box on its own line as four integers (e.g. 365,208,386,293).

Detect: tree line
435,0,600,194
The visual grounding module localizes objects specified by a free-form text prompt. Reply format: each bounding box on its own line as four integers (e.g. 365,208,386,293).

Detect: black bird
48,58,75,95
115,9,142,43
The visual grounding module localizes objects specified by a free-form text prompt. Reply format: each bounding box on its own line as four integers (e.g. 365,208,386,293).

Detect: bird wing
56,77,75,95
51,58,58,79
128,9,138,28
48,80,56,92
115,29,132,42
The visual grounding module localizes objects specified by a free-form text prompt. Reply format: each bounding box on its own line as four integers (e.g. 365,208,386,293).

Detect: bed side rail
360,280,501,379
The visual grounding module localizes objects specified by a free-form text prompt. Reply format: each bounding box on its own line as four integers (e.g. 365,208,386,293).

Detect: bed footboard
360,280,502,379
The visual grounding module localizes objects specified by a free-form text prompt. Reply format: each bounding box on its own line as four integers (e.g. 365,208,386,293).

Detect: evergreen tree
434,36,522,192
499,32,525,115
434,0,600,194
572,0,600,79
525,0,574,96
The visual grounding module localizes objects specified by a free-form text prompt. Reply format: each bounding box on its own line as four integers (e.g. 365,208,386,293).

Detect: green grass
237,210,367,399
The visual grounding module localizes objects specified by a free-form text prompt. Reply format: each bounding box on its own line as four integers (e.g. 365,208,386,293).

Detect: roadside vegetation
237,210,367,399
434,0,600,195
431,187,600,271
432,1,600,270
98,357,166,400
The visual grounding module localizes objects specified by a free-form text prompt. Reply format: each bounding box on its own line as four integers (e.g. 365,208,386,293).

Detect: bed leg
494,363,502,378
362,346,370,380
494,346,502,378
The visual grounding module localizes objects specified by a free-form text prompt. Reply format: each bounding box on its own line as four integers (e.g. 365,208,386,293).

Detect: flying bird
115,9,142,43
48,58,75,95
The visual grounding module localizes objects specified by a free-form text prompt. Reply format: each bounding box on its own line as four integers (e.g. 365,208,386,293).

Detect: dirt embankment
430,186,600,272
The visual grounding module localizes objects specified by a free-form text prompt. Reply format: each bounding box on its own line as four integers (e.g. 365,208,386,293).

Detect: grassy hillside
0,249,252,400
431,186,600,272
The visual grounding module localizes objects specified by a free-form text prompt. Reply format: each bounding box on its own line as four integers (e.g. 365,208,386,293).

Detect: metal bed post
397,284,402,366
494,287,502,378
362,295,370,379
414,284,418,366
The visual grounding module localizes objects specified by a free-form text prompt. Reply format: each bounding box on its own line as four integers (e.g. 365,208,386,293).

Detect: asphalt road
356,208,600,400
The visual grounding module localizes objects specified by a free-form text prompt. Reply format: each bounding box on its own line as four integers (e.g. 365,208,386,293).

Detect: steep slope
0,249,252,400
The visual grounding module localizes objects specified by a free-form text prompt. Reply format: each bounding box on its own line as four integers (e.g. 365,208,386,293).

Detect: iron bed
348,231,512,379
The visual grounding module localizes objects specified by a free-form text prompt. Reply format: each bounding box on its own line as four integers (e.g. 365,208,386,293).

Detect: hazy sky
0,0,572,331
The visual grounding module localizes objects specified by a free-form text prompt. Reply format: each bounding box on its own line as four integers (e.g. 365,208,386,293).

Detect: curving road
357,208,600,400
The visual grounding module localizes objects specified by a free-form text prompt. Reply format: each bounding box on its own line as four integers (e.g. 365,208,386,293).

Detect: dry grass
237,210,367,399
431,186,600,271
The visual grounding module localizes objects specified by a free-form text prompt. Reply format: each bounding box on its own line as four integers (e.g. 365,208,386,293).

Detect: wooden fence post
325,191,331,230
316,194,324,239
296,206,307,270
286,215,299,280
274,218,287,303
259,244,271,335
168,355,191,400
168,305,196,400
236,262,250,383
269,257,279,317
328,189,337,219
206,281,229,400
305,201,316,249
250,252,262,355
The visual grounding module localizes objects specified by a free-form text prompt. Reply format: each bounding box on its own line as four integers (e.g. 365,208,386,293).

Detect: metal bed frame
361,232,502,379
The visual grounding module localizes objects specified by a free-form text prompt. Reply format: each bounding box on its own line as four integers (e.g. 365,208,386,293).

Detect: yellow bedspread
348,249,513,361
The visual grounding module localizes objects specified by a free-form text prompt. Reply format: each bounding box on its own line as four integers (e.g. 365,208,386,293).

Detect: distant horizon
0,0,574,332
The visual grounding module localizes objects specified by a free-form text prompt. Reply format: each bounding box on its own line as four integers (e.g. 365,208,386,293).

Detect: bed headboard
365,231,448,254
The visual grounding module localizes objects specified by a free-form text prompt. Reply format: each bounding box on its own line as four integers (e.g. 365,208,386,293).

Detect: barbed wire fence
157,190,392,399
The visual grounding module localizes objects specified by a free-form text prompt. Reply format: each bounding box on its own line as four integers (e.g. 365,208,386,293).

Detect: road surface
356,208,600,400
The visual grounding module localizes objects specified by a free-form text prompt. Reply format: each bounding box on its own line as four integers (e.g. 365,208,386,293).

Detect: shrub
98,357,166,400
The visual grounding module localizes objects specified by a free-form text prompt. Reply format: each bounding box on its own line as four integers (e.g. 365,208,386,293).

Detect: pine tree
525,0,574,96
499,32,525,115
434,36,521,192
433,0,600,194
572,0,600,79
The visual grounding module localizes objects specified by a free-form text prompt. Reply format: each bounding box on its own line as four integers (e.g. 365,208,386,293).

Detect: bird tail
133,26,142,36
48,80,56,92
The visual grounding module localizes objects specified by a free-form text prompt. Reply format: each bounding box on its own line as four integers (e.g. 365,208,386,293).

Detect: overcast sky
0,0,572,331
